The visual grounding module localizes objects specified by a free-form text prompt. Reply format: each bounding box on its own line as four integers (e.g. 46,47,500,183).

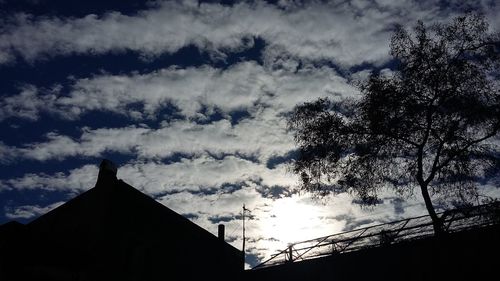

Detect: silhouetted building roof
0,159,243,281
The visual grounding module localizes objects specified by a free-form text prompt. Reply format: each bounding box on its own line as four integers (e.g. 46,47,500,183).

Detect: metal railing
253,202,500,269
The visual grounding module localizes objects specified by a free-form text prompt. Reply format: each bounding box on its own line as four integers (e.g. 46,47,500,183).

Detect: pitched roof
1,160,243,280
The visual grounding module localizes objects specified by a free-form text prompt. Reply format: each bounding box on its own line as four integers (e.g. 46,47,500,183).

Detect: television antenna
242,204,251,254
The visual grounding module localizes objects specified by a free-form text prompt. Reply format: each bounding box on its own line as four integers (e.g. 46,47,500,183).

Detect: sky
1,0,499,268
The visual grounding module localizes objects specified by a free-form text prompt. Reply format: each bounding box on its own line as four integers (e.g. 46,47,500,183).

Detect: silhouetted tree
288,14,500,234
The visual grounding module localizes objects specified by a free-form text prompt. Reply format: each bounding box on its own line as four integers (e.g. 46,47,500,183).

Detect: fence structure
253,202,500,269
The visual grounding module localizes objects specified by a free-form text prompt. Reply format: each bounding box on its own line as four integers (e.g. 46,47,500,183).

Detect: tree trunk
419,182,444,235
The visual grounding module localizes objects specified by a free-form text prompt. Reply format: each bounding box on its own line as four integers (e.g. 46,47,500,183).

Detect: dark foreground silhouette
248,222,500,281
1,160,499,281
0,160,243,281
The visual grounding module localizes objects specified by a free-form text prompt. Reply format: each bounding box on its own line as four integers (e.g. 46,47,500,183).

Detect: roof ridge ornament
96,159,118,187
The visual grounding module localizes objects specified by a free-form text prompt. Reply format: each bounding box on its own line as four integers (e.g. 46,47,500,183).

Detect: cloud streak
0,155,295,195
0,164,97,192
0,61,358,122
4,201,65,219
2,111,295,163
2,0,494,66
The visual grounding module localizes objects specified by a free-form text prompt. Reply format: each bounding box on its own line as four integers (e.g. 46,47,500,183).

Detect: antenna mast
242,204,249,254
241,204,251,255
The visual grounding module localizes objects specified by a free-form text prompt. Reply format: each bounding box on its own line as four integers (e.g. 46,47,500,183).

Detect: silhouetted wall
246,224,500,281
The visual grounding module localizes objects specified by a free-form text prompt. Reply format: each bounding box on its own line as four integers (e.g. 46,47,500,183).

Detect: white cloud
15,127,149,161
4,201,65,219
0,164,97,193
0,61,359,163
1,0,491,66
4,111,294,163
59,63,264,119
0,61,358,122
0,141,17,165
0,154,295,195
118,155,297,195
0,85,58,122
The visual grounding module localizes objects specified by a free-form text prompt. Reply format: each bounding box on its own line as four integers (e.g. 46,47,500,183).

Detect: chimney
218,224,225,241
96,159,118,187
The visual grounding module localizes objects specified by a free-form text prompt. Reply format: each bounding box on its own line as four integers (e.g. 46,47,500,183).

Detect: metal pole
242,204,246,254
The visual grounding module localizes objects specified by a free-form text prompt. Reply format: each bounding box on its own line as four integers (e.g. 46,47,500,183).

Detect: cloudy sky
1,0,499,268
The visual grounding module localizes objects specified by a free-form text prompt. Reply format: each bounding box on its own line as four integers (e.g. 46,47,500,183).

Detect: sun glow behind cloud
262,196,342,245
245,194,347,266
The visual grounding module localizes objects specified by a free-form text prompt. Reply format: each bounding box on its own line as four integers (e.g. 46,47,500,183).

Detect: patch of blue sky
0,0,155,18
0,188,74,224
266,149,299,169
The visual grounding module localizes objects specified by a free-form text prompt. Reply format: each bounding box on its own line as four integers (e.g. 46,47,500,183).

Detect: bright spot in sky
258,195,344,255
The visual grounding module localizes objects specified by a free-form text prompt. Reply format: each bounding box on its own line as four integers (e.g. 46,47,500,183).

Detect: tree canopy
288,14,500,234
